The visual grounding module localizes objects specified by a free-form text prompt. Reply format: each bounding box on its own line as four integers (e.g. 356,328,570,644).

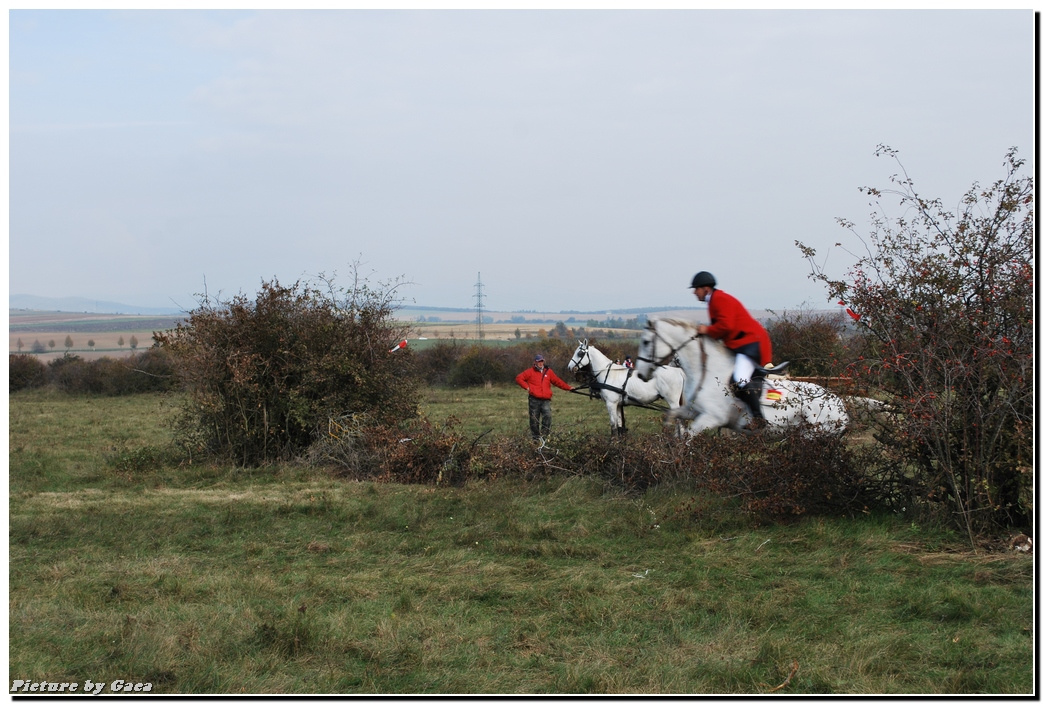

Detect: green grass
8,388,1035,694
420,383,669,437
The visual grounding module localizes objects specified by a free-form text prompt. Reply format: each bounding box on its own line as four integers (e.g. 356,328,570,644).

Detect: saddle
756,360,789,378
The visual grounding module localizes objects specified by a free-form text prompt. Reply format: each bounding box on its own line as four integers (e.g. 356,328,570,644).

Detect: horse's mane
654,317,699,331
652,317,729,354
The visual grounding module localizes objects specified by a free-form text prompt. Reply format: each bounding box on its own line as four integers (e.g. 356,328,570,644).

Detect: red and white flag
838,300,861,322
389,339,408,353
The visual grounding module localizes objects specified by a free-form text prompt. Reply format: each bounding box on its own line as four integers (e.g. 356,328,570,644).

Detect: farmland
9,306,704,358
7,387,1035,695
8,311,184,361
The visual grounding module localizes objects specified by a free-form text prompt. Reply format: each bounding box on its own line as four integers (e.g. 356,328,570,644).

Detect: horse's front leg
666,402,699,423
663,404,699,439
666,409,699,437
606,400,622,436
684,411,727,436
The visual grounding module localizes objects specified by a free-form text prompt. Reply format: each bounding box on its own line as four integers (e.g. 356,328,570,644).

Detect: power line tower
473,272,486,341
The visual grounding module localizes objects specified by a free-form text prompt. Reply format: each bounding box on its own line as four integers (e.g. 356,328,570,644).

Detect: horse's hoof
744,418,768,434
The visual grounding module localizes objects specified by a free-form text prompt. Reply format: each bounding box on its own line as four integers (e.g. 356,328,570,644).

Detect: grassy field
8,388,1035,695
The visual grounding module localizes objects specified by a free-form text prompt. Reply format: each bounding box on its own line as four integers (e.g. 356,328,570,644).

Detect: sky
7,7,1036,314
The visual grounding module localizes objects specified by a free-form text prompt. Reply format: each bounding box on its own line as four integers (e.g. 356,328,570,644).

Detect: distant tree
64,335,74,350
48,340,56,350
88,339,96,350
118,336,125,348
129,335,139,349
31,340,45,353
514,328,521,340
16,338,23,352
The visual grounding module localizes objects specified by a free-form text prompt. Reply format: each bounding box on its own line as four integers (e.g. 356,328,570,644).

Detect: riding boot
739,379,766,430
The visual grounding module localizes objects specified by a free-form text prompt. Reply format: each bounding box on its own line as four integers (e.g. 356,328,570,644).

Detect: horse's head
635,321,660,381
568,339,590,372
637,318,702,381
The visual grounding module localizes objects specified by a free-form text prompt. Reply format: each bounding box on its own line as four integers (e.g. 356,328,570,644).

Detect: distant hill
10,295,801,324
9,295,185,316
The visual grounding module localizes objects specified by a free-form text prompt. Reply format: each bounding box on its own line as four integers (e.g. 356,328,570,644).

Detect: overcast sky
8,8,1035,313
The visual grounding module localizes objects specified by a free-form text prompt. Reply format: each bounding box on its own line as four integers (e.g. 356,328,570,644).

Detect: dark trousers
527,396,552,439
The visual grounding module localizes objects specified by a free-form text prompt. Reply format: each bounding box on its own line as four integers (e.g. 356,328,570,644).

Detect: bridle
572,341,591,370
637,321,709,400
571,340,637,400
636,322,700,370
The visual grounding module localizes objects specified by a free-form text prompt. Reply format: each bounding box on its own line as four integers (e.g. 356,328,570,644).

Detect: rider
690,271,773,428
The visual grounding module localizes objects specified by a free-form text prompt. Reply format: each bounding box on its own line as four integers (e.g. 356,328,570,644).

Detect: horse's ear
583,338,588,344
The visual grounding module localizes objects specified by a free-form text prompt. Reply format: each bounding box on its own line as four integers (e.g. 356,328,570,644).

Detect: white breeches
733,353,756,388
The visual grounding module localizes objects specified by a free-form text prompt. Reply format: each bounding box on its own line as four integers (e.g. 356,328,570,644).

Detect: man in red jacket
515,354,574,440
690,271,772,427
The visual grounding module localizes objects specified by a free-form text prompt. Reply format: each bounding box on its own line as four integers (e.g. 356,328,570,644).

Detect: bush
47,354,90,393
309,419,892,522
42,349,176,395
125,348,178,393
687,430,880,520
9,354,47,392
766,308,850,378
156,273,419,465
411,338,601,389
446,346,511,387
411,340,467,386
799,145,1033,540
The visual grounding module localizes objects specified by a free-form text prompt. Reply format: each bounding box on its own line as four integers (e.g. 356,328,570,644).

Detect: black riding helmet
689,271,716,289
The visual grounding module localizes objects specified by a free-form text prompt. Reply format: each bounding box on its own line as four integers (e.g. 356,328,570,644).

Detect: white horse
568,339,687,435
635,317,850,435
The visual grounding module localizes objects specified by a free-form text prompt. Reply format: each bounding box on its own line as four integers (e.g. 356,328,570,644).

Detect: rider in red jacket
690,271,772,426
515,354,573,439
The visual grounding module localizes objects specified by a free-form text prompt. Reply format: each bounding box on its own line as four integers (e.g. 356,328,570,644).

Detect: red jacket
704,289,772,365
515,365,572,400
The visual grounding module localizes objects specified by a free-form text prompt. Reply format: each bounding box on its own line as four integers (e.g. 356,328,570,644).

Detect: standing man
515,354,573,440
690,271,772,427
